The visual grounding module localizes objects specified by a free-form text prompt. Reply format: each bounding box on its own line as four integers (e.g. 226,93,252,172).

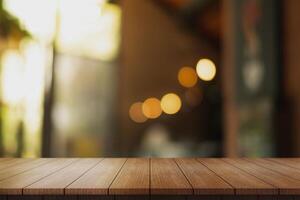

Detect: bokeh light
161,93,182,115
177,66,198,88
129,102,147,123
142,98,162,119
196,58,216,81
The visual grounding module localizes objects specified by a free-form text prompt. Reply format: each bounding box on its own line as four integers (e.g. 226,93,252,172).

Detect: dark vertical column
222,0,238,157
281,0,300,156
41,46,56,157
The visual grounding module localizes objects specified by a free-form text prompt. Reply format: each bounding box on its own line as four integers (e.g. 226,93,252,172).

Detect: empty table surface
0,158,300,197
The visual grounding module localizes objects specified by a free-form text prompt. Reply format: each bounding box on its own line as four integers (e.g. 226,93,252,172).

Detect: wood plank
66,158,126,195
175,158,234,195
24,159,101,195
0,158,77,195
0,158,13,163
151,158,192,195
0,159,51,181
257,196,277,200
198,158,276,195
7,196,42,200
267,158,300,170
78,195,113,200
43,196,77,200
114,196,149,200
151,196,186,200
218,196,257,200
110,158,149,195
246,158,300,181
224,158,300,195
0,159,31,171
187,195,221,200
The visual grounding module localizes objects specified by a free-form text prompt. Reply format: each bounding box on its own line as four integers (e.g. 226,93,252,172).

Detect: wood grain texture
198,159,276,195
221,196,258,200
78,195,113,200
0,159,51,181
43,196,77,200
7,196,42,200
109,158,149,195
66,158,126,195
267,158,300,170
175,158,234,195
24,159,101,195
1,158,300,197
187,195,221,200
151,196,186,200
246,158,300,181
0,159,30,171
0,158,13,163
114,195,149,200
224,158,300,195
0,159,77,195
151,158,193,195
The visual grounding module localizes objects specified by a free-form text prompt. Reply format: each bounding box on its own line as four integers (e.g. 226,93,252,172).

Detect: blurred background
0,0,298,158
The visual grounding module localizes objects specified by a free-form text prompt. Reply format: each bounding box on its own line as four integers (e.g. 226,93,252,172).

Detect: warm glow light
129,102,147,123
196,58,216,81
177,66,198,88
142,98,162,119
161,93,181,115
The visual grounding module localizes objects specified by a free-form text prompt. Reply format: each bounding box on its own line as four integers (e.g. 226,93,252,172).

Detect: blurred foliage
0,0,29,50
0,0,30,156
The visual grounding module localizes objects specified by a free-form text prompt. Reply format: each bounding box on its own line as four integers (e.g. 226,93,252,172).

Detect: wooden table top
0,158,300,196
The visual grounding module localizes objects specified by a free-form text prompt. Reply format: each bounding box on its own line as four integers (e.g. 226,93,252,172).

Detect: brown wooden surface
66,158,126,195
246,158,300,181
267,158,300,170
224,158,300,195
175,158,234,195
0,159,77,195
110,158,149,195
198,158,276,195
0,158,300,197
0,159,30,171
0,159,51,181
151,158,193,195
24,159,101,195
0,158,13,162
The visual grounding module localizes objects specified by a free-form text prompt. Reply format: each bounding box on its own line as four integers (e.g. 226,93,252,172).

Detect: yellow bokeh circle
161,93,182,115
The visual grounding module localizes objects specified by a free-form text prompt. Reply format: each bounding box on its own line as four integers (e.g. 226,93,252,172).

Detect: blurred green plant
0,0,30,51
